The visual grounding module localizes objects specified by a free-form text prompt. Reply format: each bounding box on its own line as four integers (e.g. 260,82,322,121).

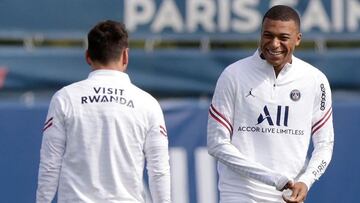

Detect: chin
264,57,281,66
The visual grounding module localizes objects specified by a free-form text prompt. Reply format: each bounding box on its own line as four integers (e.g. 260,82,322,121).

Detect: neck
273,66,282,77
91,61,126,72
93,66,125,72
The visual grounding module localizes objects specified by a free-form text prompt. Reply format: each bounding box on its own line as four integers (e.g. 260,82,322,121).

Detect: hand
279,180,294,191
282,182,308,203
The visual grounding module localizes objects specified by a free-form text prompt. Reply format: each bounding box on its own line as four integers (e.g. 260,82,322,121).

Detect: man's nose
270,38,280,48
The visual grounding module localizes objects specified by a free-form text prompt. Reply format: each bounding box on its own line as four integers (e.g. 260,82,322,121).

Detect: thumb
286,180,294,189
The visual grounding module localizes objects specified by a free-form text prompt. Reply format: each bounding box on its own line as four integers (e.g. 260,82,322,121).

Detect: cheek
260,40,271,49
284,41,297,51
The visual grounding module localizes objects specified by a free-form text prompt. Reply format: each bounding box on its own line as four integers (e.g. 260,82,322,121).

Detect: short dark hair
87,20,128,65
262,5,301,31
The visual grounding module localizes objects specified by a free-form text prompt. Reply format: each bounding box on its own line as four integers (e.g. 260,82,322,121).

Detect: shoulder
47,87,71,113
134,86,163,116
50,78,88,98
51,79,89,103
52,86,70,100
225,54,255,73
293,56,330,84
63,79,88,90
131,84,161,107
219,54,255,82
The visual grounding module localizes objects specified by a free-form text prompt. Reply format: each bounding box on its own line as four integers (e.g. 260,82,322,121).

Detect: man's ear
122,48,129,70
295,32,302,47
85,50,92,65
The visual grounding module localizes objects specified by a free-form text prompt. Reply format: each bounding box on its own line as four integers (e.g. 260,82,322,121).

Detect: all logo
257,105,289,126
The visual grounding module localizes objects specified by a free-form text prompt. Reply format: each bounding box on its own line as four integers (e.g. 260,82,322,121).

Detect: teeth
268,50,282,55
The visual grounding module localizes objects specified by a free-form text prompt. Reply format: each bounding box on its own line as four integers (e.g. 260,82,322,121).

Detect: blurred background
0,0,360,202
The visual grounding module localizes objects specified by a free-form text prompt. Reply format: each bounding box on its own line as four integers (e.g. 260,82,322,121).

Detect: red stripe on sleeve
312,109,332,135
209,109,233,136
312,107,332,130
44,117,53,126
210,104,233,133
43,122,53,132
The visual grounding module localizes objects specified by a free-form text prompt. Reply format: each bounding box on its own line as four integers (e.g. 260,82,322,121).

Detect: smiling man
207,5,334,203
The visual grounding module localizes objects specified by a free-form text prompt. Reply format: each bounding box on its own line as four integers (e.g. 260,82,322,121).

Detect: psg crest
290,89,301,101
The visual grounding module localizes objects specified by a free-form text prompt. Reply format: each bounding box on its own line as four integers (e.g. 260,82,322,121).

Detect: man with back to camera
207,5,334,203
36,20,171,203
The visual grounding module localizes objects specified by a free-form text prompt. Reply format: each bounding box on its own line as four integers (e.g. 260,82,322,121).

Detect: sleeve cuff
275,176,292,191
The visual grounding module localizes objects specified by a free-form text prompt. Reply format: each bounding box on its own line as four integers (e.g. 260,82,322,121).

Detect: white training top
37,70,171,203
207,51,334,202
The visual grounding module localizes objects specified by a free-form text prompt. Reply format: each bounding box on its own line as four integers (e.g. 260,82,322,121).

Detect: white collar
88,69,131,83
253,49,295,73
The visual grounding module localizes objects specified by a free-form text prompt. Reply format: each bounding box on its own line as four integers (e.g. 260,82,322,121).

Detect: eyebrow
263,31,291,37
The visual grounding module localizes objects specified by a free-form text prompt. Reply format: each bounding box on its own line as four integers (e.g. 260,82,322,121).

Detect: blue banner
122,0,360,39
1,0,360,39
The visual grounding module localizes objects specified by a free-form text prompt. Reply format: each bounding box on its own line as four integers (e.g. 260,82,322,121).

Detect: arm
145,101,171,203
284,74,335,203
297,75,334,190
285,125,333,203
36,91,67,203
207,70,291,190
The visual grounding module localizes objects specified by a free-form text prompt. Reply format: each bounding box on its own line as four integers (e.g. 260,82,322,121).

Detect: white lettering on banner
170,148,189,203
302,0,331,32
195,148,217,203
333,0,344,32
232,0,261,33
124,0,262,33
123,0,360,36
125,0,155,31
348,0,360,31
187,0,216,32
218,0,230,32
151,0,184,32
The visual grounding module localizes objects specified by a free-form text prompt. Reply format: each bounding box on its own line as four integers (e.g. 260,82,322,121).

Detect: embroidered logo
290,89,301,101
246,88,255,98
320,84,326,111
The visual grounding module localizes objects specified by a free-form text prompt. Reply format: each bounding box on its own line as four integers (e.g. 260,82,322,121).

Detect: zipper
272,82,276,99
271,68,277,100
270,63,290,100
